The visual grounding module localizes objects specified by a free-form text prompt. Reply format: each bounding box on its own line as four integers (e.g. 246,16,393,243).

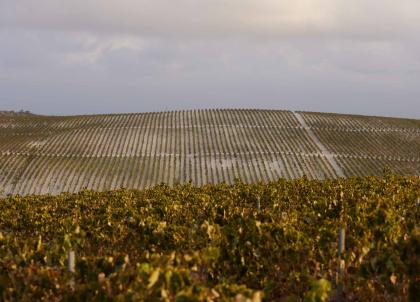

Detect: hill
0,109,419,196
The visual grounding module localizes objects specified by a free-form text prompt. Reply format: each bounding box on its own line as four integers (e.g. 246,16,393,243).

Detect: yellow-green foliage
0,174,419,301
304,279,331,302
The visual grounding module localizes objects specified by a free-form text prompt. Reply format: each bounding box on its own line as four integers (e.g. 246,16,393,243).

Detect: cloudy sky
1,1,419,118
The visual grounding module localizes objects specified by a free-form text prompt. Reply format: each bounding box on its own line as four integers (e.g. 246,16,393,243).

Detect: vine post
256,196,261,213
336,188,346,302
337,228,345,302
68,250,76,290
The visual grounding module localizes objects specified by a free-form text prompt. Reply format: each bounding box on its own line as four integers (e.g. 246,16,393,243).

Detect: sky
0,0,419,118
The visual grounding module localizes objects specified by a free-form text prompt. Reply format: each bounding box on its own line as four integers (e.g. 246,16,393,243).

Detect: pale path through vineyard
293,112,345,177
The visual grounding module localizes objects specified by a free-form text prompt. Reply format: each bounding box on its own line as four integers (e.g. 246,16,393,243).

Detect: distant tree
0,110,34,116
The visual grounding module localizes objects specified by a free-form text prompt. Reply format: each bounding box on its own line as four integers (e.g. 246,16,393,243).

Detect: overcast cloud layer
1,0,419,118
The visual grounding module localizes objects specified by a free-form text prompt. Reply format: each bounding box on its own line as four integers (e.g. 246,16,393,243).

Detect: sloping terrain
0,109,419,195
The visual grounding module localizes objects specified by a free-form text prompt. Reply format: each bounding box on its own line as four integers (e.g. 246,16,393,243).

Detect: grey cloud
1,1,420,39
0,1,419,118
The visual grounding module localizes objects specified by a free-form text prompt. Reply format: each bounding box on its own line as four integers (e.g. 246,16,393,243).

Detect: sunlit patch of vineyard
0,175,418,301
0,109,419,196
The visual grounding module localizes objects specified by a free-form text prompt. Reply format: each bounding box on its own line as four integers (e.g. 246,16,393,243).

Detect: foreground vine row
1,174,419,301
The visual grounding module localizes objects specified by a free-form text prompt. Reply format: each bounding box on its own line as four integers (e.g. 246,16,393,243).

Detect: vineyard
0,109,419,196
0,175,419,301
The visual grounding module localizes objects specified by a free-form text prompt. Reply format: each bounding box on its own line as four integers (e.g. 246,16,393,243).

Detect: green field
1,174,419,301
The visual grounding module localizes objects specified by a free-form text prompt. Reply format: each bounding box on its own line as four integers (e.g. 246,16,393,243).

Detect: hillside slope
0,109,419,195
